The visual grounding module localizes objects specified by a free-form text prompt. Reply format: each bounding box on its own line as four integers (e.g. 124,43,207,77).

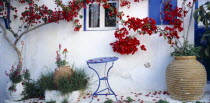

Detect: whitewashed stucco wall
0,0,194,102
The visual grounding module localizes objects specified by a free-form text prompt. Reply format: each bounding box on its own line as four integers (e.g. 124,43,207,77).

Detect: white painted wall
0,0,194,102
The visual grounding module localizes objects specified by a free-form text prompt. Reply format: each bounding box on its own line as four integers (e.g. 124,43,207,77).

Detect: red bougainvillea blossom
1,0,195,55
110,36,141,55
1,0,144,31
110,17,157,55
124,17,157,35
120,0,144,8
114,28,129,39
110,0,195,55
18,0,83,30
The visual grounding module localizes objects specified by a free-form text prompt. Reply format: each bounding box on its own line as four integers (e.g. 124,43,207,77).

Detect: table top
86,57,118,64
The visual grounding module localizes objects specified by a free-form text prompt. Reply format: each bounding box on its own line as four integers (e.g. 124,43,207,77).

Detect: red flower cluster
159,1,189,45
110,17,157,54
18,0,39,4
116,11,124,20
110,36,141,55
120,0,131,8
162,3,183,32
120,0,143,8
140,45,146,51
18,0,83,31
124,17,157,35
110,0,194,55
114,28,129,39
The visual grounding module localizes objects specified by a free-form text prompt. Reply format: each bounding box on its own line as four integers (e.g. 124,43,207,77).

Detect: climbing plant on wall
110,0,198,55
0,0,143,71
0,0,197,71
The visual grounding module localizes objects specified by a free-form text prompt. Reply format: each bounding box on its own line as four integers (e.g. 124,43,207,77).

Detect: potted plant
37,68,90,103
54,44,73,85
5,65,24,101
163,0,207,101
5,66,31,101
108,0,206,100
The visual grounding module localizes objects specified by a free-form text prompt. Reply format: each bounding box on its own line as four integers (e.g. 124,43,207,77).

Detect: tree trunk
0,23,22,71
1,22,48,71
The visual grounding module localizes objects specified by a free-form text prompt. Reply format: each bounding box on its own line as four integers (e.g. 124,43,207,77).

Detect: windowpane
105,3,117,27
89,4,100,27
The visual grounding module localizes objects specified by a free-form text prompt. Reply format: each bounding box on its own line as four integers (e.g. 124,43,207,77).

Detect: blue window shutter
83,7,87,31
149,0,177,25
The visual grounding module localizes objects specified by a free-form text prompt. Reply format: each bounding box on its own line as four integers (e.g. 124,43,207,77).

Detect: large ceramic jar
53,66,73,85
166,56,207,101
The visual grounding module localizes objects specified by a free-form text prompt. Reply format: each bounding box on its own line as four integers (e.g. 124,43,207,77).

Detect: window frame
84,1,119,31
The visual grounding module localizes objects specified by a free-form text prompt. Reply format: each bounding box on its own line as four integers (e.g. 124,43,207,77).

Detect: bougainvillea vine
110,0,197,55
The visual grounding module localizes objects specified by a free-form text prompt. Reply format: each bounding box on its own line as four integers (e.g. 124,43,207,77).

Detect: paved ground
4,84,210,103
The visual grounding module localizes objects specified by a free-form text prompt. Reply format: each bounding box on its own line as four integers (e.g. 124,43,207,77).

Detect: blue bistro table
86,57,118,102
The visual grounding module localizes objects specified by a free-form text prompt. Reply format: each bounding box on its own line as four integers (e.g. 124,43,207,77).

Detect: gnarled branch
0,22,22,70
14,23,49,45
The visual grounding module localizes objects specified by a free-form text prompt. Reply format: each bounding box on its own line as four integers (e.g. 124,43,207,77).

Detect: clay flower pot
53,66,73,85
166,56,207,101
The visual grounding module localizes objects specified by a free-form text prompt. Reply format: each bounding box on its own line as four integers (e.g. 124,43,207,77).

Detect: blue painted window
149,0,177,25
84,0,119,31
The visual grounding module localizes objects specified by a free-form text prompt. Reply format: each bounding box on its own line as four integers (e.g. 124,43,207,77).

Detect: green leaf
79,15,83,19
203,30,210,37
194,9,199,19
197,16,201,22
205,1,210,5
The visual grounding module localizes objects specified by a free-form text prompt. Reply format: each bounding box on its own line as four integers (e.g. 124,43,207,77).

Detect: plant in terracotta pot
108,0,206,100
37,68,90,103
160,0,207,101
54,44,73,85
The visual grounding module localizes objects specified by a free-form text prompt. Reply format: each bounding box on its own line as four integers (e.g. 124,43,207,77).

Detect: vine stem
1,22,49,71
0,22,22,71
14,23,48,46
185,2,195,43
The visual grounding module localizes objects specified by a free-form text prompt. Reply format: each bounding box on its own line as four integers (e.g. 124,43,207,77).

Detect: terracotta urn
166,56,207,101
53,66,73,85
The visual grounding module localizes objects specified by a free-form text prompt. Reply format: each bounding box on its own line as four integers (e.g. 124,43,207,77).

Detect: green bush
37,71,57,91
104,99,113,103
157,99,169,103
46,101,56,103
8,83,16,92
125,96,133,103
21,69,44,100
23,69,31,81
20,67,89,100
57,69,89,95
36,68,90,95
9,68,22,84
62,99,68,103
195,101,204,103
21,81,45,100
